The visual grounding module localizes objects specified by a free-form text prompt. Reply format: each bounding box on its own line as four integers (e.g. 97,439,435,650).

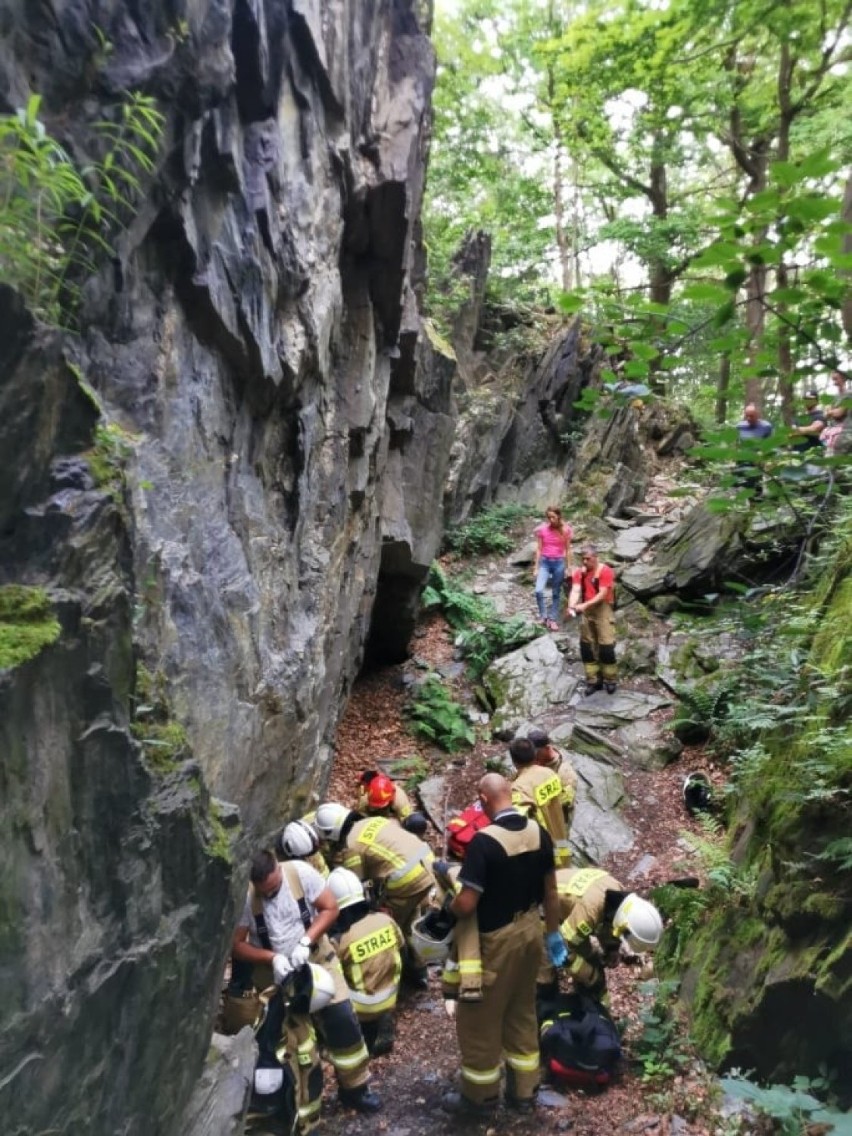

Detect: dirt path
320,545,724,1136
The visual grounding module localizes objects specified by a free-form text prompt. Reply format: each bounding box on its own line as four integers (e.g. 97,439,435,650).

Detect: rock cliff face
0,2,443,1133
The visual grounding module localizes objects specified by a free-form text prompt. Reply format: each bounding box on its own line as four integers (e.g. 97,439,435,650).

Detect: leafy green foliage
0,585,61,670
387,754,431,794
680,815,758,898
444,503,532,556
671,676,738,745
632,979,691,1083
423,562,542,677
86,422,135,499
652,884,710,969
422,563,493,627
131,665,190,774
404,674,476,753
720,1071,847,1135
456,614,541,679
0,91,163,326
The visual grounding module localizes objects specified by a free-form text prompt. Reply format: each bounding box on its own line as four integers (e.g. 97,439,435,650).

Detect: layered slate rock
0,306,237,1136
0,3,441,1134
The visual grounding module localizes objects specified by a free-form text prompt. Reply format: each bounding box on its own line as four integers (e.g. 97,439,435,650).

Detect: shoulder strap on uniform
481,818,542,856
280,861,313,932
249,884,274,951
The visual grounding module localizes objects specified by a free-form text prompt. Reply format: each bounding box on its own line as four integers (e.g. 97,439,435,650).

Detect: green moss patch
0,585,61,670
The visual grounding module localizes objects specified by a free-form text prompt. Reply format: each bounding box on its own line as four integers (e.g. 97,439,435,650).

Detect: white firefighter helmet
327,867,365,909
314,802,351,843
612,894,664,953
409,911,454,966
278,819,320,859
253,1066,285,1095
305,962,335,1012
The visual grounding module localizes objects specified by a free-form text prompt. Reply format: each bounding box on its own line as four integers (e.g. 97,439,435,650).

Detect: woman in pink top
533,506,573,630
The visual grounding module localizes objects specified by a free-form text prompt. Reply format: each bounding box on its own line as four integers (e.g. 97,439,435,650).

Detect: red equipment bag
446,801,491,858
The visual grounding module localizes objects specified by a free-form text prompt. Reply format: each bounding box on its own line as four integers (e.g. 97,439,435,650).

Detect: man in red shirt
566,545,618,695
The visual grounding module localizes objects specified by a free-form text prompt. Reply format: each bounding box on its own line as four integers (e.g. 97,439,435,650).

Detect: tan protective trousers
441,912,483,1000
386,882,433,939
580,603,617,681
455,909,543,1105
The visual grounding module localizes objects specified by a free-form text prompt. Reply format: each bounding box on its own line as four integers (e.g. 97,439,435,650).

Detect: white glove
289,937,311,969
272,953,294,985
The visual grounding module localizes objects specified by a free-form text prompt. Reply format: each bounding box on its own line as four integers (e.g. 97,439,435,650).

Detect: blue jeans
535,558,565,621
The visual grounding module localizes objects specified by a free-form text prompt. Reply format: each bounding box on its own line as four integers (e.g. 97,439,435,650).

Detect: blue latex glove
546,931,569,967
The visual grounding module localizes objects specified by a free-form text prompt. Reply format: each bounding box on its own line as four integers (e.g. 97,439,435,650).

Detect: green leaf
681,282,730,304
558,291,585,314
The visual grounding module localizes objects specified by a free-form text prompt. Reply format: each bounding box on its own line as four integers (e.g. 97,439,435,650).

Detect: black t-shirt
459,813,555,933
794,407,827,449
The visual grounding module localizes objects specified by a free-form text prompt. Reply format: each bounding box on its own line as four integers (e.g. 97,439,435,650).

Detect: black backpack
538,991,623,1091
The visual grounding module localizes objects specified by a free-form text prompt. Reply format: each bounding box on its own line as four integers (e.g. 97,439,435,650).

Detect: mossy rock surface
0,585,61,670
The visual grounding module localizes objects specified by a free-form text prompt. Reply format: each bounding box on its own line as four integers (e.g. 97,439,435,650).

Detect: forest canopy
424,0,852,423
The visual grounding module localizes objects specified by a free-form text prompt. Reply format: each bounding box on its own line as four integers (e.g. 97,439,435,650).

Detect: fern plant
405,674,476,753
423,562,541,677
671,674,738,746
444,503,531,556
0,91,163,326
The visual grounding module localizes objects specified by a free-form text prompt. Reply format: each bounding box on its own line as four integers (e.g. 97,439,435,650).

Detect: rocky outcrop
0,298,237,1134
620,502,807,602
444,340,700,525
0,2,442,1133
444,319,601,522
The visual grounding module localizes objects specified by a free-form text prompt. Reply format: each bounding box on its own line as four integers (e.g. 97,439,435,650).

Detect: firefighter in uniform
314,803,435,939
327,867,404,1056
232,849,382,1124
528,727,578,847
442,773,567,1117
567,544,619,695
276,817,329,877
509,736,571,867
357,770,409,820
537,866,664,1002
356,770,429,836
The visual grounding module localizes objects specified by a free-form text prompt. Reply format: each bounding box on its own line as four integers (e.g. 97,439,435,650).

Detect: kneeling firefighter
232,849,382,1127
539,867,663,1002
327,867,405,1056
356,770,428,835
314,802,436,986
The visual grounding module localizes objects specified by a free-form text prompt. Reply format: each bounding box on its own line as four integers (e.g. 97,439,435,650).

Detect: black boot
371,1014,395,1056
339,1084,383,1113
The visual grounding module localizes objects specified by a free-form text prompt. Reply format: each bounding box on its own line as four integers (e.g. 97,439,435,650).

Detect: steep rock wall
0,2,442,1132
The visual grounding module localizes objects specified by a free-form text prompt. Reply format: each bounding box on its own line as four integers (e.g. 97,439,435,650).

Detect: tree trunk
553,135,572,292
715,353,731,424
647,146,670,395
776,259,794,424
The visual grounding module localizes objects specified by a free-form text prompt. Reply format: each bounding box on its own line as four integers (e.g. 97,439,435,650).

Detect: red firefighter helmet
365,773,395,810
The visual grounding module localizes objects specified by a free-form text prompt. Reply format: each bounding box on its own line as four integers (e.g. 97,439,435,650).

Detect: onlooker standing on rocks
567,545,618,695
442,773,565,1117
736,402,774,441
790,390,827,452
827,369,848,419
533,505,573,631
734,402,773,495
